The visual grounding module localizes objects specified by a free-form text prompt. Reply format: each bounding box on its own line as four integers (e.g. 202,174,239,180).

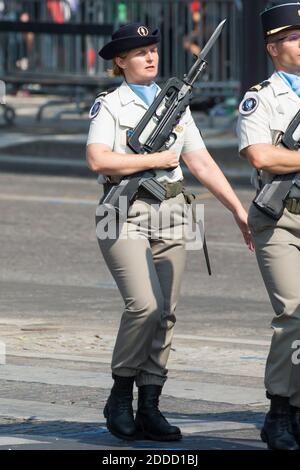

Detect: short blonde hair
110,50,130,77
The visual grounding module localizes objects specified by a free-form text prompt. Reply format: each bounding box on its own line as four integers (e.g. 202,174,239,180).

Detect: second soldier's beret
261,2,300,37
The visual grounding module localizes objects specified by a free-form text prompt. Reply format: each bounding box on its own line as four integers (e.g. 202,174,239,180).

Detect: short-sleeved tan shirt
237,72,300,188
87,80,205,184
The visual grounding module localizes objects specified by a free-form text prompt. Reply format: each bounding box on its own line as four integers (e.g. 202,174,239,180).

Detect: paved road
0,172,272,450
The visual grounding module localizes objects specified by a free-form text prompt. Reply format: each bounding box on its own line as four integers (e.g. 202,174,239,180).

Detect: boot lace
146,397,168,423
277,412,292,433
111,392,133,413
293,410,300,425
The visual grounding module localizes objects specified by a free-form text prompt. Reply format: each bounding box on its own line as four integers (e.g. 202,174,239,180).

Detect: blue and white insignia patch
239,94,259,116
89,100,102,119
126,128,135,145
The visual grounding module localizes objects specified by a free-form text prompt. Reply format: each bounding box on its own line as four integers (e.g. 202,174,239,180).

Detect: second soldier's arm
238,90,300,174
242,144,300,174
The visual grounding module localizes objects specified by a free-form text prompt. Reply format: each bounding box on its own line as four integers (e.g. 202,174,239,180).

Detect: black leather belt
103,180,184,200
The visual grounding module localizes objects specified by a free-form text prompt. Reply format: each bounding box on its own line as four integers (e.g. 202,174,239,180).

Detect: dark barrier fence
0,0,241,98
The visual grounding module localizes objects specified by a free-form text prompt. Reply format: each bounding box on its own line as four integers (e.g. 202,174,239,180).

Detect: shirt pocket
170,125,185,156
118,112,140,150
169,114,188,152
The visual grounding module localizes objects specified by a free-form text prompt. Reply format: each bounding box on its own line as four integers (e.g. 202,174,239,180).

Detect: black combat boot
260,394,300,450
103,374,137,440
135,384,182,441
291,405,300,446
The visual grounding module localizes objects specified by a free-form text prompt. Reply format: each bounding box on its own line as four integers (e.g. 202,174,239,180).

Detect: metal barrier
0,0,242,122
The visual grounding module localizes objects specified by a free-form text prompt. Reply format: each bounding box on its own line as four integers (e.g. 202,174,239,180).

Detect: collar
118,80,160,109
270,71,300,104
270,71,290,96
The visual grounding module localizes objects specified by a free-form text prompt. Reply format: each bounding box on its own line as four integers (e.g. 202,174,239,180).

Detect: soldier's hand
233,208,255,252
153,150,178,169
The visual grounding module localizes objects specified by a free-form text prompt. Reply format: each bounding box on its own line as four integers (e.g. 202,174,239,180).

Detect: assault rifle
253,108,300,219
101,19,227,215
127,19,227,155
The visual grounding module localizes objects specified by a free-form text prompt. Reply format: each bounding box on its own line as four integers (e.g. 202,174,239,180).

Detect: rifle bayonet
128,19,227,154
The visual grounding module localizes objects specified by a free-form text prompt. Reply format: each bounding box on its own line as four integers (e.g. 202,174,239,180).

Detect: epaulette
249,80,270,92
95,87,117,99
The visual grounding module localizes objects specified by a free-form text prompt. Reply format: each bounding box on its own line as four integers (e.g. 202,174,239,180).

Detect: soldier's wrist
145,154,159,170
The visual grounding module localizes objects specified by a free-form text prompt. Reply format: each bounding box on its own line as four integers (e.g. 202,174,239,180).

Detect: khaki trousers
95,193,187,387
248,204,300,406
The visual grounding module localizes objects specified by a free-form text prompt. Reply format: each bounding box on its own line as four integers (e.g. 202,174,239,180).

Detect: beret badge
137,26,149,36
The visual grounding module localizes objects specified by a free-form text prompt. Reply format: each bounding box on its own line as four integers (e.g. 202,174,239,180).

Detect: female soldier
86,23,253,442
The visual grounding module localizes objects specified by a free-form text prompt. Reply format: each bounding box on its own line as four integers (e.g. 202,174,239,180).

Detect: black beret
99,23,161,60
261,2,300,37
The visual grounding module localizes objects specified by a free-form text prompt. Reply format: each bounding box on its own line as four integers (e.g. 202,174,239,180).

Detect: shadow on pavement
0,409,266,450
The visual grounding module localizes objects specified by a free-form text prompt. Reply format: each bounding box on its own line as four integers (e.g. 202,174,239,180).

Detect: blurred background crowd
0,0,282,126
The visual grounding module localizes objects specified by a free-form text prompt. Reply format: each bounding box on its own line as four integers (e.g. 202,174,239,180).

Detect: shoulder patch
239,93,260,116
89,87,117,119
89,100,102,119
249,80,270,92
